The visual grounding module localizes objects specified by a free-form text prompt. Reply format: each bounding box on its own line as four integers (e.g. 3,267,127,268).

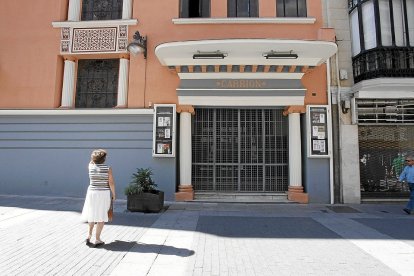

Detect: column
176,106,195,201
122,0,132,19
68,0,81,21
61,59,76,108
286,109,308,203
116,57,129,108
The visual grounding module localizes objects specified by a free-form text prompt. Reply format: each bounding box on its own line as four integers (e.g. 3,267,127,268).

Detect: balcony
353,47,414,83
52,19,137,55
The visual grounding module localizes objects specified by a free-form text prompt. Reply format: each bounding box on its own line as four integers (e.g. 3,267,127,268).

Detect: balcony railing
352,47,414,83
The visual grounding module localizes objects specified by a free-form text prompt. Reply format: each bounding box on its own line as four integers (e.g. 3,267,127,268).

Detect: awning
155,39,337,67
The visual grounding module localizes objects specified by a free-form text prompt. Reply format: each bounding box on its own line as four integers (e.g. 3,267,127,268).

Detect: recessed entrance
192,108,288,193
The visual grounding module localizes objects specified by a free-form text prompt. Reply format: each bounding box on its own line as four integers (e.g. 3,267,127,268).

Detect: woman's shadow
98,240,195,257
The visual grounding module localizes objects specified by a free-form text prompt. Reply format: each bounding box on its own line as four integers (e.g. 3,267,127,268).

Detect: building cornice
0,109,153,116
52,19,138,28
172,17,316,25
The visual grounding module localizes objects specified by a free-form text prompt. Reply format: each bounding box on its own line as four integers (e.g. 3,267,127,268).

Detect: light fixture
263,50,298,59
127,31,147,58
193,51,227,59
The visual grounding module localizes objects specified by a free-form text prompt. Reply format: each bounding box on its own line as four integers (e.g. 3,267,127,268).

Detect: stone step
193,192,290,203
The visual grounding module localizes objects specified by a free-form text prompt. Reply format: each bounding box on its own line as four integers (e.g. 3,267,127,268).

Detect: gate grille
192,108,288,192
359,125,413,197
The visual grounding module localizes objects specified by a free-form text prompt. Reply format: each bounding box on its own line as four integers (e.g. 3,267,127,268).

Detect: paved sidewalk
0,195,414,275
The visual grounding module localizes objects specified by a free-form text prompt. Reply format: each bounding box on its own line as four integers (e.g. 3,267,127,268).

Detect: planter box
127,191,164,213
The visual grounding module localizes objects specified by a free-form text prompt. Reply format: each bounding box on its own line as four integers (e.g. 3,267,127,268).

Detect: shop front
155,39,337,203
353,92,414,199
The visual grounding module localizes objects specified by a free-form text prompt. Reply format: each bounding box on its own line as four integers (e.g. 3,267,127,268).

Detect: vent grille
355,99,414,124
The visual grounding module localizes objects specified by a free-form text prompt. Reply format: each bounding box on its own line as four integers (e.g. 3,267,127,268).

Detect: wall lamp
193,51,227,59
263,50,298,59
127,31,147,58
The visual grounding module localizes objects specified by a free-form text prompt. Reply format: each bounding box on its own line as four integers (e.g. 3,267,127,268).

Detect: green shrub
124,168,158,195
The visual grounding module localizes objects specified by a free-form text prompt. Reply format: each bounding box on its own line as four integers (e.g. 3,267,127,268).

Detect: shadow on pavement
99,240,195,257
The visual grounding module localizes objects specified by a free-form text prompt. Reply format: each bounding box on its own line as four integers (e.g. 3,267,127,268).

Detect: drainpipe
327,58,334,204
335,52,343,203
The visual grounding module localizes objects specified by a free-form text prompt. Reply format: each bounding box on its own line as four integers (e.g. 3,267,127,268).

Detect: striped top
89,163,110,190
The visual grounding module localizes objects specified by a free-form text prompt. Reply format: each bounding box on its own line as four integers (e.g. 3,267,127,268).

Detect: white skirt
81,188,111,223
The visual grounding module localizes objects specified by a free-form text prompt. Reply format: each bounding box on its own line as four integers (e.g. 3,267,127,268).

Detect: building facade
0,0,337,202
339,0,414,202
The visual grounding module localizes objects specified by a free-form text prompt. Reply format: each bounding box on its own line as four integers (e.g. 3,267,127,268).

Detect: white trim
354,91,414,99
0,109,154,116
177,88,306,91
352,78,414,92
52,19,138,28
178,96,304,106
172,17,316,25
155,39,338,66
178,73,304,79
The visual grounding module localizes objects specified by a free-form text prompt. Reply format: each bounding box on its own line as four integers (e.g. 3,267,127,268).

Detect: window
81,0,123,21
75,59,119,108
277,0,307,17
180,0,210,18
228,0,258,17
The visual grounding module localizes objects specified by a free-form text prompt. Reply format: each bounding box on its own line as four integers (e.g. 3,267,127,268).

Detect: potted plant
125,168,164,212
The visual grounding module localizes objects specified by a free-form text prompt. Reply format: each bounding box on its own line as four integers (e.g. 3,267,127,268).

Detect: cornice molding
172,17,316,25
52,19,138,28
0,109,153,116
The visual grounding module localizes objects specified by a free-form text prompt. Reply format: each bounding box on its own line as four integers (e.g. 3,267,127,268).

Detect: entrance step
361,198,406,203
194,192,290,203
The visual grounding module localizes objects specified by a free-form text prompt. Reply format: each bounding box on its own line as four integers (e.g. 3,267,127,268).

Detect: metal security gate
192,108,288,192
359,126,413,197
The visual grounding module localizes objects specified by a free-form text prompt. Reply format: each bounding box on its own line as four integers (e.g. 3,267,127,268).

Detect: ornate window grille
75,59,119,108
353,47,414,82
81,0,123,21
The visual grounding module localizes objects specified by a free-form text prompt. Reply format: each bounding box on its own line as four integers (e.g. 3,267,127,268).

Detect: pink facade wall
0,0,68,108
0,0,331,108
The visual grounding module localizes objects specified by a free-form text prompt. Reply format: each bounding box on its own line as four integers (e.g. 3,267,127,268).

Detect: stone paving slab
1,195,414,275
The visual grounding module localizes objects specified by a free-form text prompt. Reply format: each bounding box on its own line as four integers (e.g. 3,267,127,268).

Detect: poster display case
153,104,176,157
307,105,331,158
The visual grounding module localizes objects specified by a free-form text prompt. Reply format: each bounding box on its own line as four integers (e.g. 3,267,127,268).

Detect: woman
81,149,116,246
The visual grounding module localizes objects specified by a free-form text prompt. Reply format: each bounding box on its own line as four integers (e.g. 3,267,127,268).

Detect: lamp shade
127,43,145,56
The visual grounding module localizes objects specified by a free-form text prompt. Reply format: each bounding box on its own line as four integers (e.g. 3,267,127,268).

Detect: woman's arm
108,167,116,200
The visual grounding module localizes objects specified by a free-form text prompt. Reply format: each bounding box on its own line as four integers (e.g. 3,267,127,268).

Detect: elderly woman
81,149,116,246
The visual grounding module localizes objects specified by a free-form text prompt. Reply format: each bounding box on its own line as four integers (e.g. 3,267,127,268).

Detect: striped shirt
89,163,110,190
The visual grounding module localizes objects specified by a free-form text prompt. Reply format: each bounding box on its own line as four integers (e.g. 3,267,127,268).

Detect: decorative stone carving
72,27,117,52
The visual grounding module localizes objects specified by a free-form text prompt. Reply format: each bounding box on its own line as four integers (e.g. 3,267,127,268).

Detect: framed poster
307,105,331,158
153,104,176,157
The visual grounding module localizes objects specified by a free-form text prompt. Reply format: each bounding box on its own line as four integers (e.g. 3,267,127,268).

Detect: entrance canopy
155,39,337,67
155,39,337,106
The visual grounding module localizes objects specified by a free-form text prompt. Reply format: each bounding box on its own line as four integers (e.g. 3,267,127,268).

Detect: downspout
327,58,334,204
335,52,343,203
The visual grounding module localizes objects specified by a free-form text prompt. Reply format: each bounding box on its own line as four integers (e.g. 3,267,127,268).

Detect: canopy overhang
155,39,337,67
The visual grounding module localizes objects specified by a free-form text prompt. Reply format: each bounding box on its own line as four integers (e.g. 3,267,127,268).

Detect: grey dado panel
0,115,176,201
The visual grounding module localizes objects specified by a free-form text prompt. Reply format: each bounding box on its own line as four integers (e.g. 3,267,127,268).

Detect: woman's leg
88,222,94,239
95,222,105,242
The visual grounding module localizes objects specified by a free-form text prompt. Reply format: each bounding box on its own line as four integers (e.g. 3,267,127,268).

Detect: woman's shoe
85,238,93,246
403,208,411,215
94,241,105,247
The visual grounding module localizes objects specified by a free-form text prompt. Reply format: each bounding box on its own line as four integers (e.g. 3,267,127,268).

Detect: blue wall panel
0,114,176,201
